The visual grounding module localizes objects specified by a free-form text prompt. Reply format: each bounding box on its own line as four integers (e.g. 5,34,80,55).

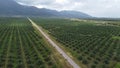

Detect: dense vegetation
0,18,63,68
33,18,120,68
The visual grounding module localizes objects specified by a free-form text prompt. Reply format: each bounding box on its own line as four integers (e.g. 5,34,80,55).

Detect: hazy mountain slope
0,0,92,18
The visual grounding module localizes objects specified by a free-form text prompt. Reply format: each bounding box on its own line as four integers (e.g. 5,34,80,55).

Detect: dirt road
28,18,80,68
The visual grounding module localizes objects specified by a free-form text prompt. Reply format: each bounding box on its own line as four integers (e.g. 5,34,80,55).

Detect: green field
0,17,120,68
0,18,69,68
33,18,120,68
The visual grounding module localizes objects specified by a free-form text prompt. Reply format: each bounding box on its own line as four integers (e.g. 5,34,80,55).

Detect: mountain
60,11,91,18
0,0,92,18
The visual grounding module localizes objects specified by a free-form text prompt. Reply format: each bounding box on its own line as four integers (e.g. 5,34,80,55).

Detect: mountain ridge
0,0,92,18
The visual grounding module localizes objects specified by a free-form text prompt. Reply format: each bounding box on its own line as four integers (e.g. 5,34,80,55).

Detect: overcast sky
15,0,120,18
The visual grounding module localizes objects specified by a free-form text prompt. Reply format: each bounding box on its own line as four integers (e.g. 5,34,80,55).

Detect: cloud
15,0,120,17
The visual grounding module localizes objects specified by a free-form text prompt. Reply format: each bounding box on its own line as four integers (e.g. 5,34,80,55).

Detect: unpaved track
28,18,80,68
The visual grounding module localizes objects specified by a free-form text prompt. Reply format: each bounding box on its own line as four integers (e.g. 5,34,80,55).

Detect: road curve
28,18,80,68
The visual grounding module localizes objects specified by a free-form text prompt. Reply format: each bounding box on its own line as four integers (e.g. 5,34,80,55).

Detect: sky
15,0,120,18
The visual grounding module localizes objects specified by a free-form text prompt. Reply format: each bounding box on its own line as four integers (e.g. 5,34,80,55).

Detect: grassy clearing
112,36,120,40
114,63,120,68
